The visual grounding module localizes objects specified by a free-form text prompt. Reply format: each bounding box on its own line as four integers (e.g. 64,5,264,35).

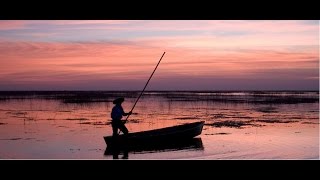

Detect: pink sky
0,20,318,90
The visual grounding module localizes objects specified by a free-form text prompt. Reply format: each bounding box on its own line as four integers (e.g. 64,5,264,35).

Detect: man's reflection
105,140,129,159
111,147,128,159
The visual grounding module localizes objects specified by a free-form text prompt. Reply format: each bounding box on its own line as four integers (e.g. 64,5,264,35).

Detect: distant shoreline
0,91,318,105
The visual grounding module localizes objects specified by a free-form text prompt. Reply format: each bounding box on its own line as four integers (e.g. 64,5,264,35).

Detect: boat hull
104,121,205,147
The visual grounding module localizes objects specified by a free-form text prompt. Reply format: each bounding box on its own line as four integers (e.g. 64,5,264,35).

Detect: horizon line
0,90,319,92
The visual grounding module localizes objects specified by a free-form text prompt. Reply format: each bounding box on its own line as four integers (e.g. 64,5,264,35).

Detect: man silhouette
111,97,132,136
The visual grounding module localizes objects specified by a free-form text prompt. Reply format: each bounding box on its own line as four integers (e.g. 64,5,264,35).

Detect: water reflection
104,138,204,159
0,91,318,159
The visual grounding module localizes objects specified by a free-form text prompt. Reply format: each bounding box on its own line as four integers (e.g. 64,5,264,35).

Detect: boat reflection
104,137,204,159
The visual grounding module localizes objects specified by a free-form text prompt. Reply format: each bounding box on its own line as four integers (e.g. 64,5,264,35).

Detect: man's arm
121,107,132,116
123,111,132,116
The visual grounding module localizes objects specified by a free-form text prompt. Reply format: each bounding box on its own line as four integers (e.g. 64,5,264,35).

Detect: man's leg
118,121,129,135
112,121,119,136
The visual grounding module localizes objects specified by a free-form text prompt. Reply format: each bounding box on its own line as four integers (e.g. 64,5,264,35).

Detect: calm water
0,91,318,159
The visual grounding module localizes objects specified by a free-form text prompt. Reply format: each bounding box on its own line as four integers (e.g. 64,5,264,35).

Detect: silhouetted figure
111,97,132,137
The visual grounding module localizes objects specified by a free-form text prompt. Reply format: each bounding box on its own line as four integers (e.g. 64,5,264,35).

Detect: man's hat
113,97,124,104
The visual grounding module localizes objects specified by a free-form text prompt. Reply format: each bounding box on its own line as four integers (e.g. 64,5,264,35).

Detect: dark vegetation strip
0,91,318,104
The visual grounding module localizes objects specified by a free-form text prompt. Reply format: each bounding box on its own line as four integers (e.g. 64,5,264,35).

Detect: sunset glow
0,20,318,90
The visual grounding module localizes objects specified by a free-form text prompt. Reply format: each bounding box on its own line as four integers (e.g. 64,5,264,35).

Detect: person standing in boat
111,97,132,137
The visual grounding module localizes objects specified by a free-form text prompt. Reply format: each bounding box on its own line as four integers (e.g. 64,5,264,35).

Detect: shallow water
0,91,318,159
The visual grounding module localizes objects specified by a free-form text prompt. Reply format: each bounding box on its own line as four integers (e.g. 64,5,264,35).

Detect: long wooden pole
125,52,166,122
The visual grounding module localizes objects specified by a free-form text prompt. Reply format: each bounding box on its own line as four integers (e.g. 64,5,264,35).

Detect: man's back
111,105,124,120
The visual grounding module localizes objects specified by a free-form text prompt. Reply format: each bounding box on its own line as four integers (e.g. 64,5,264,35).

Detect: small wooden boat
104,121,205,148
